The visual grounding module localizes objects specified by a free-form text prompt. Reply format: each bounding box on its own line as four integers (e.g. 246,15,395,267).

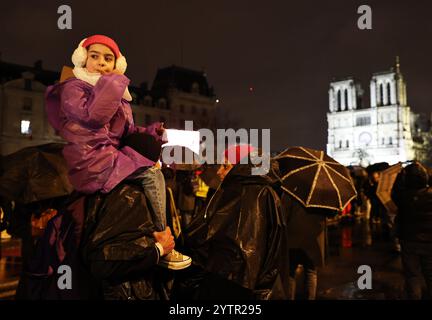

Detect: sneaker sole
159,258,192,270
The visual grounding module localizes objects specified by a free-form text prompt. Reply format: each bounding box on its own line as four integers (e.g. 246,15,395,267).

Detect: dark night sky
1,0,432,152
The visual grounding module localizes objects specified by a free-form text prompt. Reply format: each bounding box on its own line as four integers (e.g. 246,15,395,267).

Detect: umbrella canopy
366,162,390,174
272,146,357,211
376,163,403,214
0,143,73,204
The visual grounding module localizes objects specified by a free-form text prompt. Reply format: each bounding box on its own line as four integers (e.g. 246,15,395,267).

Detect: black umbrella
366,162,390,174
272,146,357,211
0,143,73,204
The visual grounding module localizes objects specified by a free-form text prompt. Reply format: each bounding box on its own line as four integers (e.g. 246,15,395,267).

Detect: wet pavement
0,238,21,299
0,216,407,300
316,216,405,300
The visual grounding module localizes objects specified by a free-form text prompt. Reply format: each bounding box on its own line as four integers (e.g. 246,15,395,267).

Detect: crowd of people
1,34,431,300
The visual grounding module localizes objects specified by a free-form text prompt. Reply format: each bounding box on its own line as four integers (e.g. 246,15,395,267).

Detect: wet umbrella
272,146,357,211
0,143,73,204
376,163,402,214
366,162,390,174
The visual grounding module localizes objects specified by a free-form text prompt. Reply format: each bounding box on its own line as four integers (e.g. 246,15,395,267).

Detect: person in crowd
186,144,289,299
45,34,190,270
277,185,333,300
393,161,432,299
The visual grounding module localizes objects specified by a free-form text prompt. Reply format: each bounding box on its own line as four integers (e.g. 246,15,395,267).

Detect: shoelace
171,250,182,259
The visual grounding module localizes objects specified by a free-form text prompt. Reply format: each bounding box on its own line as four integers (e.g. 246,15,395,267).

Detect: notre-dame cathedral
327,57,430,166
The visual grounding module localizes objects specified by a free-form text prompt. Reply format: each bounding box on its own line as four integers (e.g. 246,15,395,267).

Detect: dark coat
188,164,289,299
281,193,327,268
18,183,169,300
395,187,432,244
81,183,171,300
16,194,100,300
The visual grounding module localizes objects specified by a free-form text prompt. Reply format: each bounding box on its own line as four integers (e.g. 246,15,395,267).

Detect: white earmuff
71,39,88,68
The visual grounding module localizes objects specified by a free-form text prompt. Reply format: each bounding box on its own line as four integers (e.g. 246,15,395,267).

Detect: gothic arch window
389,137,393,145
346,140,349,148
339,140,342,149
387,82,391,105
379,83,384,106
344,89,349,110
337,90,341,111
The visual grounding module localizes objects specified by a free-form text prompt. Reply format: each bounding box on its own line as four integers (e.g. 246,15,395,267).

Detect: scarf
72,67,133,101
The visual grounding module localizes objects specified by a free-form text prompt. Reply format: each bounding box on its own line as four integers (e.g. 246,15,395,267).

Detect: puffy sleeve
60,74,130,129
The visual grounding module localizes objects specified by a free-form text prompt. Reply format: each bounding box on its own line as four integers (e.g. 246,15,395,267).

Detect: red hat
82,34,121,58
223,144,255,164
71,35,127,73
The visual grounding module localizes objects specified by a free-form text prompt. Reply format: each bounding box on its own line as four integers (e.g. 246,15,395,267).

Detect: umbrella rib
300,147,320,160
325,165,352,183
281,163,318,180
275,155,338,166
322,164,343,210
306,161,322,205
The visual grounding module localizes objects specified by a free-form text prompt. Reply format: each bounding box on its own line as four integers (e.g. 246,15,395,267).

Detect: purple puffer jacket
45,73,162,194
